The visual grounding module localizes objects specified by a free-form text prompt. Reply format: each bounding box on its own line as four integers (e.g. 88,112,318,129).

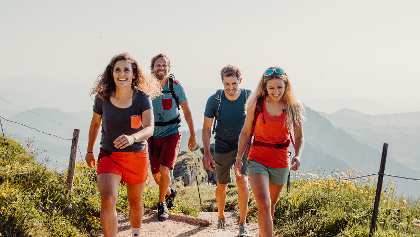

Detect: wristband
87,151,93,154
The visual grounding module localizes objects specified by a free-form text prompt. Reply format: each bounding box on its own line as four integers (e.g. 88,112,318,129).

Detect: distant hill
306,107,420,196
322,109,420,172
302,98,420,115
0,74,94,112
2,108,92,168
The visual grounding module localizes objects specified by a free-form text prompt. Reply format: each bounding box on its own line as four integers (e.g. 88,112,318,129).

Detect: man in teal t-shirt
203,65,251,236
148,53,197,221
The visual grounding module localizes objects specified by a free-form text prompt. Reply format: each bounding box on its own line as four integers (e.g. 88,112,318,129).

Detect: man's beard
155,73,165,80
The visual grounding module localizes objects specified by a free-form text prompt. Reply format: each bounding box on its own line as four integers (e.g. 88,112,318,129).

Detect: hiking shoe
157,202,169,221
217,218,226,230
239,223,250,236
165,187,177,209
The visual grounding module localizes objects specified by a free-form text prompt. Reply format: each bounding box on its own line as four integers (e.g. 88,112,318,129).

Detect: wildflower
402,207,405,210
1,207,4,210
390,187,393,190
359,190,363,193
350,185,356,191
402,200,406,205
369,196,373,199
1,193,6,198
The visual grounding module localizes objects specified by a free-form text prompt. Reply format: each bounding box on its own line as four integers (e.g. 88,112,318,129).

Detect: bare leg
236,175,249,224
269,183,283,219
152,172,171,196
126,182,146,228
215,183,228,219
249,174,273,237
97,173,121,237
158,165,171,203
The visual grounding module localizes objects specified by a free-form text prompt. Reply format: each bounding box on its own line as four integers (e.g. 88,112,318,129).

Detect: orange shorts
97,148,148,184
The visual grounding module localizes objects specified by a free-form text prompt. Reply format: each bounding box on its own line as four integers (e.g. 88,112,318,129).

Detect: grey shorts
247,159,289,185
214,150,247,184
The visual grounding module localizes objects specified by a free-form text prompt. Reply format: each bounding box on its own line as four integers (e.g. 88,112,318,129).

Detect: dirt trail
100,210,262,237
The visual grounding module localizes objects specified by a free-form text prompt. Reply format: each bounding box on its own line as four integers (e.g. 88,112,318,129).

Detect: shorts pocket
162,98,173,110
247,159,252,168
131,115,142,129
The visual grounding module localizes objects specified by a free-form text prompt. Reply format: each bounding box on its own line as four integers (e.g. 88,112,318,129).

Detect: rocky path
100,210,263,237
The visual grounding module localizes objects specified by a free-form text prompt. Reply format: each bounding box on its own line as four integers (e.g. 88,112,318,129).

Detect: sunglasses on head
265,68,285,76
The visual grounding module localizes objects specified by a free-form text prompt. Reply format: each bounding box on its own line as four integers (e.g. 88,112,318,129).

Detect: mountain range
1,74,419,196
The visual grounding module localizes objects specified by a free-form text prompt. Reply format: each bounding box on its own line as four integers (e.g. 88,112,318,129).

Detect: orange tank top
248,99,291,168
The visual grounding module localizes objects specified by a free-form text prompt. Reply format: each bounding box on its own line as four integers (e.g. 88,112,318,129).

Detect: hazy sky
1,0,419,107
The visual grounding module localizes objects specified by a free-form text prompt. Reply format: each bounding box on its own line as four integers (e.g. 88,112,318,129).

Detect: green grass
0,136,206,236
1,136,420,236
197,169,420,236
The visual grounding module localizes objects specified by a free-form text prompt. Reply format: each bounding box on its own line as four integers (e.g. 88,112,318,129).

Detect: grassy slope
2,136,420,236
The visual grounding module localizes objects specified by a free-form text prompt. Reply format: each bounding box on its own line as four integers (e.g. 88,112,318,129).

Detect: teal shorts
247,159,289,185
214,150,247,184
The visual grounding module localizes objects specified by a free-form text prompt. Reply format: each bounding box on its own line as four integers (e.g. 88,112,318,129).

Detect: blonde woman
234,67,305,237
86,53,161,237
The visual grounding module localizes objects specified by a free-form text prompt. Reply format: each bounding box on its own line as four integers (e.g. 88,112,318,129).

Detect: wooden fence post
67,129,80,191
369,143,388,236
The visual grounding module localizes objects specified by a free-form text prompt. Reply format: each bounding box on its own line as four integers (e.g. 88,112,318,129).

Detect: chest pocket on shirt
162,98,173,110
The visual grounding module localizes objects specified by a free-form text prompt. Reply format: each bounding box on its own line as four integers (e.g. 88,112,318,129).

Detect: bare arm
180,100,197,150
290,120,304,171
234,101,257,177
113,108,155,149
202,116,215,171
85,112,102,168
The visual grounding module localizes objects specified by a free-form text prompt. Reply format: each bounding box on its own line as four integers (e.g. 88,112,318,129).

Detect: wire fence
0,95,76,130
0,115,73,141
2,95,420,235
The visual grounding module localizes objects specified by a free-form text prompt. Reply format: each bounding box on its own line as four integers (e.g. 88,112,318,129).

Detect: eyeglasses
264,68,285,76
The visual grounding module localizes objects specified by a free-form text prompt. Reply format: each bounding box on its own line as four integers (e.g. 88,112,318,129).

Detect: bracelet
87,151,93,153
236,157,242,160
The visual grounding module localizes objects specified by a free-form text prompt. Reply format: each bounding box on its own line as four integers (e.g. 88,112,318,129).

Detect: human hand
85,152,96,168
234,158,243,178
114,134,135,149
188,133,197,150
204,153,215,172
290,156,301,171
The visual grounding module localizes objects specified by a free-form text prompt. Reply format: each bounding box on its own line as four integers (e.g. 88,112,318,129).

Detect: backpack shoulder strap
212,89,224,134
253,96,265,126
167,74,180,109
247,96,265,156
244,89,251,101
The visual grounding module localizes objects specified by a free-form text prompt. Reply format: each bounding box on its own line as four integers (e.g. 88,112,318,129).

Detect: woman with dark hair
234,67,305,237
86,53,161,237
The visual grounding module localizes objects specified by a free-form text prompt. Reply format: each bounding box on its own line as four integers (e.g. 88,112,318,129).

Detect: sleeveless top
248,99,291,168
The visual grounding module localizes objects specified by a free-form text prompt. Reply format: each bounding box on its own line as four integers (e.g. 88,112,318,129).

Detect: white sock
132,227,141,237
